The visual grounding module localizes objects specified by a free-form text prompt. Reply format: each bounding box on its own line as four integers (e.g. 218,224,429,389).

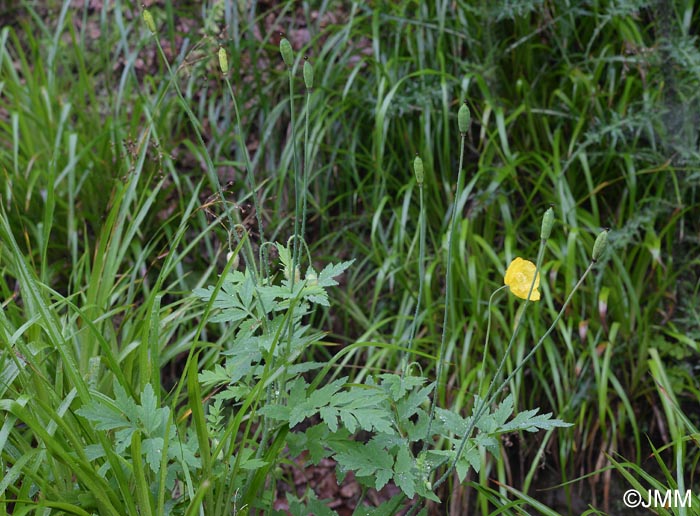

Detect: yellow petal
504,257,541,301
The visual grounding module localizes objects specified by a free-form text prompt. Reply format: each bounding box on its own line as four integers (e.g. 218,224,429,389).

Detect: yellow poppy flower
504,257,541,301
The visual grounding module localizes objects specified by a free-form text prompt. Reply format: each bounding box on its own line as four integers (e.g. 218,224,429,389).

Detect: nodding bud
306,271,318,286
458,101,470,135
226,251,240,270
280,37,294,67
303,56,314,90
218,47,228,74
142,8,156,33
592,229,609,262
413,154,424,185
540,207,554,240
284,265,301,283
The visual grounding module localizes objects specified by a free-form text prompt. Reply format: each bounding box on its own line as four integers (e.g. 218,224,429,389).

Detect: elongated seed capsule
413,154,424,185
458,101,470,135
280,36,294,67
142,8,156,34
592,228,609,262
303,56,314,90
218,47,228,74
540,206,554,240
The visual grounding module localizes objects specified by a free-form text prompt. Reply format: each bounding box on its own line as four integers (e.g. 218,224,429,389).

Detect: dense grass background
1,0,699,514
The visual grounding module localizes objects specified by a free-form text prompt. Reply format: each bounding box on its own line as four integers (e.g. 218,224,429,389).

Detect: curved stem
478,285,509,394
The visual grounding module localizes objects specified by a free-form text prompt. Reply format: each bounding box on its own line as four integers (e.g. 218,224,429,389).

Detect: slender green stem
299,80,312,268
479,285,509,394
287,68,302,287
224,78,269,278
408,244,547,515
151,38,245,272
494,261,595,405
475,242,547,419
218,78,273,337
403,184,426,376
283,61,303,371
432,241,546,489
423,130,467,449
433,258,596,491
279,64,302,404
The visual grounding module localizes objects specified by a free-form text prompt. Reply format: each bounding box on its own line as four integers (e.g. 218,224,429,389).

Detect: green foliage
192,247,352,392
77,383,200,482
266,373,434,498
429,394,571,483
262,368,570,502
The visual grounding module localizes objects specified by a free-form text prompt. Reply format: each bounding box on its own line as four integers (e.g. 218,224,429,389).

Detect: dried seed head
592,228,609,262
142,8,156,34
280,36,294,67
458,101,470,135
303,56,314,90
540,206,554,240
218,47,229,74
413,154,424,185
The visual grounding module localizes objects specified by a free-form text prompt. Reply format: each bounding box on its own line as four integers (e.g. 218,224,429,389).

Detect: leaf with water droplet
394,447,416,498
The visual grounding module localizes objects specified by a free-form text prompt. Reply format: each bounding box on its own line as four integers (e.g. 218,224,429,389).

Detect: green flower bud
540,206,554,240
306,271,318,287
413,154,424,185
284,265,301,283
592,228,609,262
280,36,294,67
142,8,157,34
218,47,228,74
226,251,240,270
458,101,470,134
303,56,314,90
